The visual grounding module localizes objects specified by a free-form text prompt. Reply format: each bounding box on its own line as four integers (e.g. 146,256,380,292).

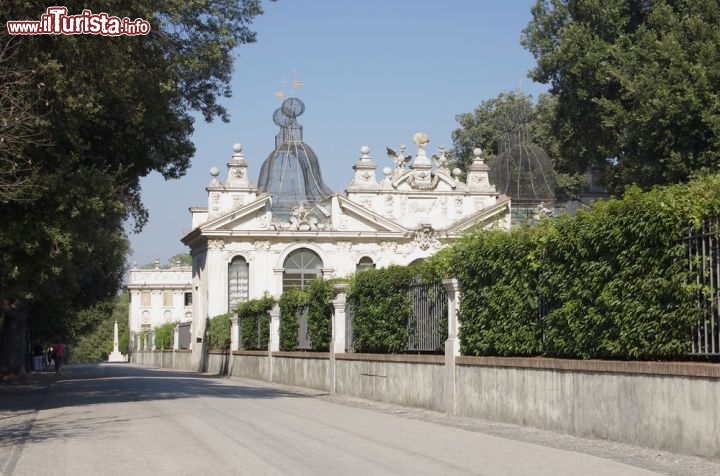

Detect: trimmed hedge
153,322,176,350
237,294,273,350
206,313,231,351
279,288,305,351
306,278,335,351
349,266,419,353
452,174,720,359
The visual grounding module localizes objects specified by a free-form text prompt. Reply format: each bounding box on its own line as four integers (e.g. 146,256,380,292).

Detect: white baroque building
127,259,193,349
181,98,511,358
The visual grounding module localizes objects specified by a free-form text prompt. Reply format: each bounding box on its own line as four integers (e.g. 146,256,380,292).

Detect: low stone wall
230,351,269,381
271,352,330,392
206,351,230,375
455,357,720,459
130,350,720,458
335,354,445,411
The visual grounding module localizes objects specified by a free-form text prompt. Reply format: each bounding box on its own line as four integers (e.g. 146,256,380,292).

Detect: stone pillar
230,314,239,351
206,240,226,317
331,284,348,354
173,324,179,350
442,278,461,415
330,282,349,394
268,300,280,382
108,320,125,362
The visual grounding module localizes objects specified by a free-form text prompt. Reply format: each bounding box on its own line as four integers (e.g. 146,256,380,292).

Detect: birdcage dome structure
491,143,556,204
257,98,333,211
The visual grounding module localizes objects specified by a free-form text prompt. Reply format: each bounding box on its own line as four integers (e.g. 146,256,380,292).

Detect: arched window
356,256,375,271
228,256,249,310
283,248,323,291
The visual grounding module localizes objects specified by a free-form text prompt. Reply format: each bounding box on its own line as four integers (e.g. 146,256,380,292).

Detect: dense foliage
278,289,305,351
153,322,176,351
69,293,129,362
0,0,265,376
237,294,273,350
348,266,417,354
452,174,720,359
452,92,587,199
522,0,720,192
206,313,232,351
305,279,336,351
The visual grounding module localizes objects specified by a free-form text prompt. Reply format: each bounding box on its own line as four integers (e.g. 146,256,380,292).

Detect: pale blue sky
126,0,549,267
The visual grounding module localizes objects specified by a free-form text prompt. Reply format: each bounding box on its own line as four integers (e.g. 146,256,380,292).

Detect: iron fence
685,216,720,356
297,306,312,350
177,322,191,349
345,280,447,353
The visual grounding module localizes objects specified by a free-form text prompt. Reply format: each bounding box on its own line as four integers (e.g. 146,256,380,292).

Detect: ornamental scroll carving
413,224,440,251
208,239,225,250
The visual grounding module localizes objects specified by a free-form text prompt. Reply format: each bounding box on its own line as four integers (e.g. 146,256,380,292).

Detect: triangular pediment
447,196,511,233
200,194,271,232
337,195,408,233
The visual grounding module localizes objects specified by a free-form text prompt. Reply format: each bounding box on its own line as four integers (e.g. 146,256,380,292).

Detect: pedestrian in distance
53,340,66,375
32,340,44,375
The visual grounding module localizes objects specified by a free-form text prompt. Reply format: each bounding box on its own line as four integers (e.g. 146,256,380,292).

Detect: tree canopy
0,0,266,375
522,0,720,192
451,91,586,198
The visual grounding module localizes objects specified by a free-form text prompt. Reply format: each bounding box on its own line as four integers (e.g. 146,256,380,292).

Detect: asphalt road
1,364,718,476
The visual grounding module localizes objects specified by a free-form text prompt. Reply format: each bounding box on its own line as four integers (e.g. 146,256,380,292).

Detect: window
283,248,323,291
356,256,375,271
184,292,192,306
228,256,249,310
140,291,151,307
163,291,173,307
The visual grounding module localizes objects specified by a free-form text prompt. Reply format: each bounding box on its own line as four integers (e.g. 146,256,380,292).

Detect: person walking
53,340,66,375
32,340,44,375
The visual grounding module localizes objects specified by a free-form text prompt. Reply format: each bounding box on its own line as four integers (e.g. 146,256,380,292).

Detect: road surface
1,364,717,475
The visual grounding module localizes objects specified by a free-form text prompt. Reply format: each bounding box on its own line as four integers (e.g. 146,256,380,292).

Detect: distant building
127,258,192,350
180,98,511,363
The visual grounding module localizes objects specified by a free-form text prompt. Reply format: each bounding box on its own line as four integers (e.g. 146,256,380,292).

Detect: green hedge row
206,313,231,350
348,265,443,353
452,174,720,359
238,294,273,350
278,279,335,351
154,322,176,350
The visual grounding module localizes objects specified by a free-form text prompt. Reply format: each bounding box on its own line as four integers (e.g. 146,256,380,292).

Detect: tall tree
522,0,720,192
0,0,266,376
451,91,586,198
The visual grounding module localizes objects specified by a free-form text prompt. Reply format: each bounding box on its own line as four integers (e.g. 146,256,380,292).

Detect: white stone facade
126,260,193,349
182,133,511,360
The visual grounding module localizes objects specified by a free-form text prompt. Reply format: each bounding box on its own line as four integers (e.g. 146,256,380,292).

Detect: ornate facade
181,99,511,355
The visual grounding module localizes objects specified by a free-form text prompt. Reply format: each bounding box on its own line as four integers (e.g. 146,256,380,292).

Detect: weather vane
274,69,303,100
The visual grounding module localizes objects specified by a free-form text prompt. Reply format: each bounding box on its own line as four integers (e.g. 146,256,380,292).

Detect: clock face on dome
281,97,305,118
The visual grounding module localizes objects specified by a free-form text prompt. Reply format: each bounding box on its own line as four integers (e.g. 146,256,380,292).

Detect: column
268,300,280,382
330,282,349,394
173,324,179,350
230,314,239,351
442,278,461,415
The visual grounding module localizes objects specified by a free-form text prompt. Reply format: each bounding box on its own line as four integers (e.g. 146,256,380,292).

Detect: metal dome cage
257,98,334,215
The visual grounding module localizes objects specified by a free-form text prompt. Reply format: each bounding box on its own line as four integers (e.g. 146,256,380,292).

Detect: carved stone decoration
384,195,394,215
208,239,225,250
256,214,268,229
338,215,348,230
413,224,441,251
455,196,464,215
253,240,271,251
336,241,352,252
210,192,221,212
474,198,486,211
438,196,448,215
233,195,244,210
408,171,440,190
400,196,407,215
380,241,398,253
232,168,246,179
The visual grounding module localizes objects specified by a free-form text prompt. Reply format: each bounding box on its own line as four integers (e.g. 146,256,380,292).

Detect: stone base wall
130,351,720,458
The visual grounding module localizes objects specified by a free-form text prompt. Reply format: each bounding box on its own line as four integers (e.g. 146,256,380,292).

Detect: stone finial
413,132,430,150
360,146,370,159
154,257,161,269
210,167,220,184
232,143,243,154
